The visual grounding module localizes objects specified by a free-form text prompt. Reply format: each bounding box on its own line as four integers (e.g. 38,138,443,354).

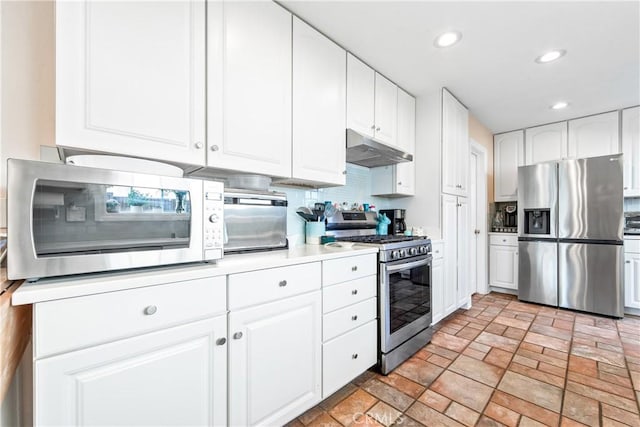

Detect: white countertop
488,232,517,235
625,235,640,240
12,244,378,306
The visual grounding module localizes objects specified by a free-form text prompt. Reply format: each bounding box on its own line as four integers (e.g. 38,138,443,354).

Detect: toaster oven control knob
209,213,219,223
391,250,400,260
409,247,417,256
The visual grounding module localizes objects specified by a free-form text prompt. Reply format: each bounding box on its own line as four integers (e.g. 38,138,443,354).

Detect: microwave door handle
385,258,430,273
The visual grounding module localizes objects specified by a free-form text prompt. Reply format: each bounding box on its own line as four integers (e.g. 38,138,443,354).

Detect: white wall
0,0,55,227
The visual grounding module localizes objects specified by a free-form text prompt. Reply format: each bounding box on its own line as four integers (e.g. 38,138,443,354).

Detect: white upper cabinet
494,130,524,201
622,106,640,197
347,54,376,138
568,111,620,159
346,54,398,147
442,89,470,197
525,121,568,165
371,89,415,196
207,1,292,178
56,0,206,166
374,74,398,146
289,17,346,187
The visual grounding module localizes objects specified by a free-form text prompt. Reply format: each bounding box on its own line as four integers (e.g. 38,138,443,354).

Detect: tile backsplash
272,164,393,246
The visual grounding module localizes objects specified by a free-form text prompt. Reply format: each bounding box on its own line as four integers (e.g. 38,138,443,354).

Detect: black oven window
388,263,431,334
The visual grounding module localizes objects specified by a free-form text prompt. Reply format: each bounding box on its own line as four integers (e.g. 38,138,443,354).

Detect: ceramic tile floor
286,292,640,427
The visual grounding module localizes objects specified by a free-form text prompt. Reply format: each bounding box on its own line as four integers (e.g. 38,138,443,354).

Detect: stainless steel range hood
345,129,413,168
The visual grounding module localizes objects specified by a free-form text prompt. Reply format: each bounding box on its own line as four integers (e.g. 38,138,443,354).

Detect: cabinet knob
216,337,227,346
502,239,506,242
210,144,219,152
342,170,347,175
624,187,629,190
352,289,358,295
143,305,157,315
626,260,631,264
371,125,376,130
279,280,287,287
351,315,358,321
515,252,518,255
435,250,440,254
233,332,243,340
398,182,402,186
351,266,358,271
376,127,380,132
352,353,359,359
194,142,203,149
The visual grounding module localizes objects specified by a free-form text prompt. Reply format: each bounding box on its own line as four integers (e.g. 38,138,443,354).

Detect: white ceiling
280,1,640,133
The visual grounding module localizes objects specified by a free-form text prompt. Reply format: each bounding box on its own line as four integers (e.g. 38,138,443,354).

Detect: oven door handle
384,257,430,273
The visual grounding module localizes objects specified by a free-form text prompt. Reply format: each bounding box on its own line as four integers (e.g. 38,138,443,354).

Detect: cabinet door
442,90,469,196
525,122,568,165
625,252,640,309
622,106,640,197
457,197,470,306
290,17,346,186
397,89,416,154
489,245,518,290
36,316,227,426
494,130,524,201
56,0,206,165
371,163,414,197
431,257,445,325
208,1,292,177
374,73,398,146
346,54,375,138
396,162,415,195
441,194,458,315
229,291,321,426
568,111,620,159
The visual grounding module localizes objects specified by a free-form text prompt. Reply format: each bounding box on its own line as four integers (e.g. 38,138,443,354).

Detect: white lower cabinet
430,241,445,325
625,239,640,310
489,234,519,291
33,275,228,426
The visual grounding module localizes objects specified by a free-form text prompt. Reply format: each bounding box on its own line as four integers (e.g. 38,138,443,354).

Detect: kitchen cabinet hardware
627,260,631,263
502,239,507,242
351,266,358,271
371,125,375,130
194,142,203,149
279,280,287,287
625,187,629,190
397,182,402,186
143,305,157,316
342,170,347,175
233,332,243,340
376,127,380,131
351,315,358,321
216,337,227,346
351,289,358,295
210,144,219,152
352,353,358,359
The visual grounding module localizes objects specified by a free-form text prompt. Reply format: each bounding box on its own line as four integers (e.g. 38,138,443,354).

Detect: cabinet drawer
432,241,444,259
323,320,377,398
322,254,377,286
489,234,518,246
229,262,321,309
323,297,376,341
35,276,226,359
323,275,376,313
625,239,640,254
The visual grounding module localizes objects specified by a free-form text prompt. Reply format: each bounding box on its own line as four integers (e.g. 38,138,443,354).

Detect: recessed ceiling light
536,49,566,64
551,101,569,110
434,31,462,48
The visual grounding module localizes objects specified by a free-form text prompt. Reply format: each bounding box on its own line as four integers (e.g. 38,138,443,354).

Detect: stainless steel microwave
7,159,224,280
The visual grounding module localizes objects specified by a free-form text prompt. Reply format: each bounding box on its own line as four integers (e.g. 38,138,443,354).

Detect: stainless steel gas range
326,211,433,374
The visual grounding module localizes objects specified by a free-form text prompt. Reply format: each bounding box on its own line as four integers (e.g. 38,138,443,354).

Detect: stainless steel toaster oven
223,189,288,253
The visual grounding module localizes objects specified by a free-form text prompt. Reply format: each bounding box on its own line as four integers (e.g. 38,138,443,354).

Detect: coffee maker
380,209,406,235
504,204,517,228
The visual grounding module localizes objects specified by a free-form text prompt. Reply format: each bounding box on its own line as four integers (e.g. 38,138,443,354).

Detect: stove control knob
391,250,400,260
409,247,418,256
419,246,427,254
399,249,407,258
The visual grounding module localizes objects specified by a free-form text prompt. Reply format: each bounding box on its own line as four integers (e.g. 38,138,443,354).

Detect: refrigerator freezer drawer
518,241,558,306
558,242,624,318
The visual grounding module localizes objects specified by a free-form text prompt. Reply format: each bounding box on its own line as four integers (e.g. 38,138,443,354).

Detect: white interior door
469,152,478,295
471,140,489,295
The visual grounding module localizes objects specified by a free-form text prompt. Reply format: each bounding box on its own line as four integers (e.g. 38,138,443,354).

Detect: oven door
379,255,432,353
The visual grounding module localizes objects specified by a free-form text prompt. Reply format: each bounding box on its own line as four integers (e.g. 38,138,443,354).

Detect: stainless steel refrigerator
517,154,624,317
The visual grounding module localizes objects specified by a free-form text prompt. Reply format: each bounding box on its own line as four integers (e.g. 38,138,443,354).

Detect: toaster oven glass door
32,180,192,257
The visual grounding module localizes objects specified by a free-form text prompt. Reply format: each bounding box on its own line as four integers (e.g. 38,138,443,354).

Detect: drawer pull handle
352,353,358,359
352,289,358,295
233,332,243,340
351,315,358,321
143,305,157,316
279,280,287,287
351,266,358,272
216,337,227,346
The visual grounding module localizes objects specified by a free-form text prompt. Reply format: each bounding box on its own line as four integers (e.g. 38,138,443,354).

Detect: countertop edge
11,245,379,305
